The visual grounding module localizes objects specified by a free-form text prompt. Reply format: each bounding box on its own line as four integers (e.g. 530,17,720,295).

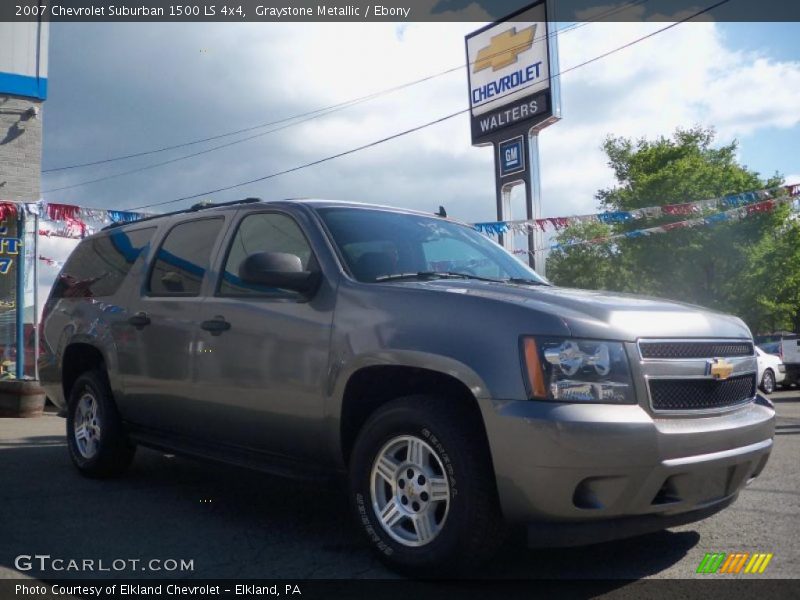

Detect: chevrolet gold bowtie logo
707,358,734,380
474,25,536,73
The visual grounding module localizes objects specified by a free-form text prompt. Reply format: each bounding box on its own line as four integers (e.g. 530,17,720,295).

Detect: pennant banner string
474,185,795,236
35,203,154,239
510,194,799,255
5,183,798,241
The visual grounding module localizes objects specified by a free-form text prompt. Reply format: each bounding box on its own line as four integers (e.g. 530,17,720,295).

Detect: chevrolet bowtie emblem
707,358,734,380
473,25,536,73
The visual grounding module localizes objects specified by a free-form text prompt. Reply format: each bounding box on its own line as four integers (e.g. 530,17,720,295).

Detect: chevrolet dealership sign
465,1,553,145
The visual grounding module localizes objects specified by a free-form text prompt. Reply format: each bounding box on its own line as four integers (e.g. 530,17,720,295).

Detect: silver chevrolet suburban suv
40,198,775,574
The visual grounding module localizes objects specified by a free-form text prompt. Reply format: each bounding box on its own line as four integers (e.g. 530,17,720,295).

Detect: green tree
547,126,792,332
740,211,800,333
547,221,632,291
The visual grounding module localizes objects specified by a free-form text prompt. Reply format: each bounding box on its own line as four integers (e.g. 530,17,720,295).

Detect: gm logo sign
499,136,525,177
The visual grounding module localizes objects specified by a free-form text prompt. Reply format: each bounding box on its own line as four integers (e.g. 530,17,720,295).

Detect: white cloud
41,20,800,268
229,19,800,221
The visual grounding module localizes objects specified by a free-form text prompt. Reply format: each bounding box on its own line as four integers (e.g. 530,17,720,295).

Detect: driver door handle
128,312,151,330
200,316,231,336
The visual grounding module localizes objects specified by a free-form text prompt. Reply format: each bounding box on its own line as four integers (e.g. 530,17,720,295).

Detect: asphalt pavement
1,390,798,581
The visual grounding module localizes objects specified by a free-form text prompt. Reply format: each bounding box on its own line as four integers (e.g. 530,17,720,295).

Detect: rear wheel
760,369,776,394
66,370,135,478
348,395,504,575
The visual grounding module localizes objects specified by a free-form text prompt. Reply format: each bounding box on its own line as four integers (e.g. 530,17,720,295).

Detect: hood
400,280,752,342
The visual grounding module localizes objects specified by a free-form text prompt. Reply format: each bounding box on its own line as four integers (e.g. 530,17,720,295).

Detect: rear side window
149,218,224,296
52,227,156,299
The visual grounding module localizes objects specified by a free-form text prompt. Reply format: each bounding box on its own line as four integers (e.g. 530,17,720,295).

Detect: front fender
323,348,491,469
329,348,491,405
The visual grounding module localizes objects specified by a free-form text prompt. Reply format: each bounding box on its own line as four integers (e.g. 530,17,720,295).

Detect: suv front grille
639,341,753,359
649,374,756,411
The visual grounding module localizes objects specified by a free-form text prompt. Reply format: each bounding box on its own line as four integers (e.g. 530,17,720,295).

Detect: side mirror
238,252,320,295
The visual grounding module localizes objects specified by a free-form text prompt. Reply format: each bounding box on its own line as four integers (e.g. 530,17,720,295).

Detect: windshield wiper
436,271,508,282
374,272,548,286
506,277,548,286
374,271,505,283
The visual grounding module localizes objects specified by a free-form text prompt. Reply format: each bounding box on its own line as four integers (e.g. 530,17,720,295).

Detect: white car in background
756,346,785,394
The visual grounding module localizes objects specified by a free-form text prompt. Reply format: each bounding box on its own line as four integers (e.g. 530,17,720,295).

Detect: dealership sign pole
465,0,561,272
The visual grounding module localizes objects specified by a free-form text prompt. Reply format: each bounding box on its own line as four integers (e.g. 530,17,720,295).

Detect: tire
348,394,504,576
66,370,135,478
760,369,776,395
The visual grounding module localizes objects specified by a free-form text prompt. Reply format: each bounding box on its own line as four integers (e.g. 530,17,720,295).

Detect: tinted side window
220,213,314,297
53,227,156,299
149,218,224,296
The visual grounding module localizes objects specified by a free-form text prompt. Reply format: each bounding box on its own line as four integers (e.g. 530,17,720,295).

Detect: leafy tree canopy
547,126,795,334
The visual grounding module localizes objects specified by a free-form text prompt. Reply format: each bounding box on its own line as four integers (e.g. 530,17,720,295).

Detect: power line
40,20,584,174
39,28,567,184
43,3,653,194
125,112,467,210
41,0,649,177
127,0,728,211
41,68,456,176
42,99,401,193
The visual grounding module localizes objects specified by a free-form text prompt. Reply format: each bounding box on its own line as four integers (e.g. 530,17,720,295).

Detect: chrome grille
649,374,756,411
639,341,753,360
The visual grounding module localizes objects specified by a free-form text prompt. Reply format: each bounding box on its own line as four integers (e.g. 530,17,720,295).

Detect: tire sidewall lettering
421,427,457,497
354,424,458,556
355,492,393,555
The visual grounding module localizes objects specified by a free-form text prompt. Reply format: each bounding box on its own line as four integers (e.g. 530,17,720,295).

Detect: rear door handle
128,312,151,330
201,316,231,336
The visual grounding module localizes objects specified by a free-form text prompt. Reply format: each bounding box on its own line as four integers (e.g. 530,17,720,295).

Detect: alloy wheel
74,392,102,459
370,435,451,547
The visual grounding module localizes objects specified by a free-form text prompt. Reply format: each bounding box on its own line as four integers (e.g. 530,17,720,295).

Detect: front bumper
527,494,737,548
478,398,774,543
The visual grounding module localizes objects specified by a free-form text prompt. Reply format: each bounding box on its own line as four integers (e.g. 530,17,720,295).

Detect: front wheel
348,395,504,576
760,369,776,394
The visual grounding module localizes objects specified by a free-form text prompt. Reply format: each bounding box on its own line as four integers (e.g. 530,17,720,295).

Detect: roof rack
101,197,263,231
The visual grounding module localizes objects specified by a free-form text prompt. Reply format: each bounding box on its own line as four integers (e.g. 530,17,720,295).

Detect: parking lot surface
1,391,798,581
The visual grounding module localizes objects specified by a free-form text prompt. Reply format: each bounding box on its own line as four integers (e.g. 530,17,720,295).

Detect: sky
35,15,800,295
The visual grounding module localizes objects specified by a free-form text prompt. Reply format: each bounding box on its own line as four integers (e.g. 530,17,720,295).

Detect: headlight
521,337,635,404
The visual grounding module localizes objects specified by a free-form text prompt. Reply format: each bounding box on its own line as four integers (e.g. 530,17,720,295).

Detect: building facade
0,20,49,377
0,20,49,202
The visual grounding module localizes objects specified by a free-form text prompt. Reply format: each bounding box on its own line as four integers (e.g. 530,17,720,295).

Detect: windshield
316,207,548,285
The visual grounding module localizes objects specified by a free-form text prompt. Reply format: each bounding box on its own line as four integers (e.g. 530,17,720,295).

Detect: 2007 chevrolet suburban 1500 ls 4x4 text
40,198,775,575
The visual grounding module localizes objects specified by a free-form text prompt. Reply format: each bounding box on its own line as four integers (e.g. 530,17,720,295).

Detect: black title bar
4,0,800,22
3,579,800,600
